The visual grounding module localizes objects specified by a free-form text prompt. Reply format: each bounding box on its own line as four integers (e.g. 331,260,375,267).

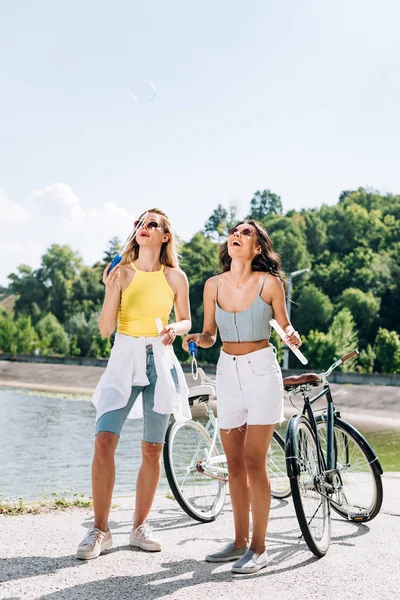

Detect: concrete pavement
1,473,399,600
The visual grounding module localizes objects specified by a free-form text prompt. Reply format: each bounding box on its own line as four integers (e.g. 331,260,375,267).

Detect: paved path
1,474,399,600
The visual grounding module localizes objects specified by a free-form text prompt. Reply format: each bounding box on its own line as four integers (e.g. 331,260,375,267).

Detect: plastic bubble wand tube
269,319,308,365
107,211,148,273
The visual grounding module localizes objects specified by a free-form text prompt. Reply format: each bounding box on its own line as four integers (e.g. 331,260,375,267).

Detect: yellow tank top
117,262,175,337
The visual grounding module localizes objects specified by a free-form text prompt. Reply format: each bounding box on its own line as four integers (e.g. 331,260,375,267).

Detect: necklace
229,275,252,289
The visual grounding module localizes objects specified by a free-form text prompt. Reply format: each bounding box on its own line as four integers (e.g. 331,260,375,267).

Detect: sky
1,0,399,285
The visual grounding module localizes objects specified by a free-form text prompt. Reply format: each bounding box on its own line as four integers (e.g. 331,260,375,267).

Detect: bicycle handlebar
341,349,359,363
320,348,359,379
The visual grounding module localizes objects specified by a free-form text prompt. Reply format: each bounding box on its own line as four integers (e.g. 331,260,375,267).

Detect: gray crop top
215,273,273,342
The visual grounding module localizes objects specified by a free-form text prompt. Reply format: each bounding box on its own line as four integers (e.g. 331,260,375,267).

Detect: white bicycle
163,357,291,523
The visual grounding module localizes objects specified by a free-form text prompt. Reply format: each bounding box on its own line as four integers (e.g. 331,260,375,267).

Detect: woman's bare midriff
222,339,270,356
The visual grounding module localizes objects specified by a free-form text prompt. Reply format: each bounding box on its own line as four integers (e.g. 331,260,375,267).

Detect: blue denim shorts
96,345,177,444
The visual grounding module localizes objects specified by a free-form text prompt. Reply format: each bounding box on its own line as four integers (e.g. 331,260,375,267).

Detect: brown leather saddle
283,373,321,390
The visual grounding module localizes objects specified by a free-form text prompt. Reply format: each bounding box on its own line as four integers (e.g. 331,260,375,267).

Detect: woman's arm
182,276,218,350
98,263,121,338
160,269,191,345
267,276,302,347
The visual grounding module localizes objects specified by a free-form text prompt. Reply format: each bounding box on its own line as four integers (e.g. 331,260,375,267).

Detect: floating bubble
68,203,87,225
132,80,156,103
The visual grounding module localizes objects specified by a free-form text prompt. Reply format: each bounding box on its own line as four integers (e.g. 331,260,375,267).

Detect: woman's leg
220,425,250,548
133,440,164,528
244,424,276,554
133,350,170,528
92,386,142,532
92,432,119,532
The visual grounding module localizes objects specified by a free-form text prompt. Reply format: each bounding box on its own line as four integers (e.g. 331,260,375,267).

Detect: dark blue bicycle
284,349,383,557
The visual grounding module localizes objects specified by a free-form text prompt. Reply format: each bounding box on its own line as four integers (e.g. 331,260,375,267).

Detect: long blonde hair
121,208,179,268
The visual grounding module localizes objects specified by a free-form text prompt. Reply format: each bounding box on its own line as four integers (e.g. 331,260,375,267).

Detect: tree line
1,187,399,374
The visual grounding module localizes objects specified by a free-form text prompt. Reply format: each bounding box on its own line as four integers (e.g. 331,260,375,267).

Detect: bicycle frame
298,385,335,479
286,349,359,480
200,399,228,478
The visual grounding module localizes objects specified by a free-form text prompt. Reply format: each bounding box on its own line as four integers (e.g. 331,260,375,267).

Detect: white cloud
0,189,29,224
0,184,137,285
26,183,84,221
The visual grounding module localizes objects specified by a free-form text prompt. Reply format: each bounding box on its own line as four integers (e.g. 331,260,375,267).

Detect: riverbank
1,477,399,600
1,360,400,429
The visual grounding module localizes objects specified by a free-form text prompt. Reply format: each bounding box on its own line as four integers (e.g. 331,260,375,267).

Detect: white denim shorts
215,346,285,430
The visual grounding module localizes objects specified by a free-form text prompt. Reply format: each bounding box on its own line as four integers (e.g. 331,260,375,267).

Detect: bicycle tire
286,415,331,557
316,415,383,522
163,419,226,523
269,430,291,499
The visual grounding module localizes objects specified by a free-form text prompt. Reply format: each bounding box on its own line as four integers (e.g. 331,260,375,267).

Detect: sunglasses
228,226,255,237
133,219,164,231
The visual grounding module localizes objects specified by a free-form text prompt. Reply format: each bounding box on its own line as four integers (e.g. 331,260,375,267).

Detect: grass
0,487,93,516
164,489,176,501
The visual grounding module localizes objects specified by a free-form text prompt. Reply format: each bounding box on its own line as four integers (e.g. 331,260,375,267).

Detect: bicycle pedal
348,512,369,522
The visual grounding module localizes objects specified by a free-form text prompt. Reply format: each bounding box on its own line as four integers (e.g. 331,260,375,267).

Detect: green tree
0,309,17,353
292,284,333,335
40,245,84,323
65,312,101,357
302,330,337,373
70,266,104,319
356,344,376,374
204,203,238,241
8,264,48,323
88,331,111,358
36,313,70,355
247,189,283,220
102,237,122,266
178,233,220,363
270,329,284,363
374,328,400,374
68,334,81,356
304,309,358,372
13,315,39,354
263,215,311,274
303,212,328,257
337,288,381,347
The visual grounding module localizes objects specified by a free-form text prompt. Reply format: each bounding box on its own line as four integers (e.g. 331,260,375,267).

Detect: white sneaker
231,549,269,574
76,528,112,560
129,524,162,552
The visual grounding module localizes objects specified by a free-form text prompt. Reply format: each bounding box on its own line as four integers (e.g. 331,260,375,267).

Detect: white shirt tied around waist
92,333,191,424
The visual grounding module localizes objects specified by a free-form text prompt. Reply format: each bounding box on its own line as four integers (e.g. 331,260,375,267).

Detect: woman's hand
102,263,120,292
284,325,302,348
160,324,177,346
182,333,203,352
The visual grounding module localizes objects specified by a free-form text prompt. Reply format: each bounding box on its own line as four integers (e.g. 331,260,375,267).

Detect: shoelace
83,528,102,546
138,524,153,540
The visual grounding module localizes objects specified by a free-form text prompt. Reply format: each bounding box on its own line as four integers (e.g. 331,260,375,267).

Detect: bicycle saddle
283,373,321,388
188,385,215,400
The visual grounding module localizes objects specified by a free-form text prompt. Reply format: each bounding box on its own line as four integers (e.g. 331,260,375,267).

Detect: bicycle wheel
316,416,383,522
286,415,331,557
163,420,226,523
269,430,291,499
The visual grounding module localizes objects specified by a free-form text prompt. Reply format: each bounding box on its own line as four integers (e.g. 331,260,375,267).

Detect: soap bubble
68,203,87,225
132,80,156,103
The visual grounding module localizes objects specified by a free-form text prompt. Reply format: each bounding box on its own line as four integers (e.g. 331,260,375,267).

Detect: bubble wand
269,319,308,365
107,211,148,273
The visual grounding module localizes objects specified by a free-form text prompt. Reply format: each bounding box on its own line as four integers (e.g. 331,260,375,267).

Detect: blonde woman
77,209,191,560
183,220,301,574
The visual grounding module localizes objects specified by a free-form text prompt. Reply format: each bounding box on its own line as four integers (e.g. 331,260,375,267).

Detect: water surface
0,388,399,501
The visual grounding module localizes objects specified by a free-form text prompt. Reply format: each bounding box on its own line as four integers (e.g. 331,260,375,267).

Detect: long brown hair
219,219,285,287
121,208,179,268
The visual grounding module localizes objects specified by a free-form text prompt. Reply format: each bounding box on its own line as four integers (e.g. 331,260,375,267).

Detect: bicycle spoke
164,420,226,522
316,418,381,519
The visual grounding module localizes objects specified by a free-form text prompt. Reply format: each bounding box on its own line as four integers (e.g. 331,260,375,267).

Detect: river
0,387,399,501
